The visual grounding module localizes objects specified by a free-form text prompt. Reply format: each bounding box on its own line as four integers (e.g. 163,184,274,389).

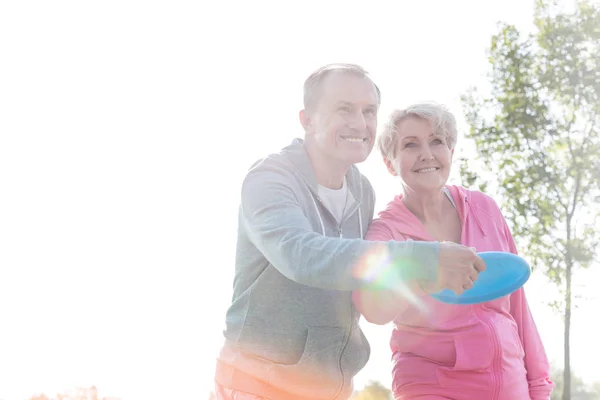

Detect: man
214,64,485,400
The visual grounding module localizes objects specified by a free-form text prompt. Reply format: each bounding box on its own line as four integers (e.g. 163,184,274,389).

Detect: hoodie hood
377,185,487,241
279,138,366,203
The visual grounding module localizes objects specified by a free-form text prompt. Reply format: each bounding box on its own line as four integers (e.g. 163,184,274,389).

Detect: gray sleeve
241,167,439,291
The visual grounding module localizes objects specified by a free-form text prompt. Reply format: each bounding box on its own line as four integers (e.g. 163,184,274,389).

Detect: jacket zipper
333,206,362,399
464,195,500,396
474,304,502,399
316,197,361,238
331,317,352,399
328,204,360,398
337,205,361,237
312,196,362,398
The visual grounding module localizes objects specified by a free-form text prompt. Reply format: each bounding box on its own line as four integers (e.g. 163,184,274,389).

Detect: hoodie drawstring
358,207,363,238
310,194,326,235
311,193,364,238
466,196,487,236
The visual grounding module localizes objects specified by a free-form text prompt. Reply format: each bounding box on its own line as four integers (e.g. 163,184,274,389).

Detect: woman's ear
384,157,398,176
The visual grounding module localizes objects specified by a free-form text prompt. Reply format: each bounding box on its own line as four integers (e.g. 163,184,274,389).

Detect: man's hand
420,242,486,295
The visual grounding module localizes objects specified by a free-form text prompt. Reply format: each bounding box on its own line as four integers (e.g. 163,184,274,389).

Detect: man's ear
384,157,398,176
299,109,313,134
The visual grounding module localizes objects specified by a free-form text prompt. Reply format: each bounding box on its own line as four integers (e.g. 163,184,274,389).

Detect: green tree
459,1,600,399
350,381,393,400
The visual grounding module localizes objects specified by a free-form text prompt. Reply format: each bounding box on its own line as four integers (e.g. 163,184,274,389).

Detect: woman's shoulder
449,185,507,229
366,198,411,241
449,185,501,210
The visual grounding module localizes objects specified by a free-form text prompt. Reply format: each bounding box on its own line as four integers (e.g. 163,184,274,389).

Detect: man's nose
347,111,367,131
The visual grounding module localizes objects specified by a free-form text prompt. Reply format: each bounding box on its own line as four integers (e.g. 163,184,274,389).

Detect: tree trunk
562,261,572,400
562,213,573,400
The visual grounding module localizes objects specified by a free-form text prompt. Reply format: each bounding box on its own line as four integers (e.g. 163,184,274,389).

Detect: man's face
302,72,379,166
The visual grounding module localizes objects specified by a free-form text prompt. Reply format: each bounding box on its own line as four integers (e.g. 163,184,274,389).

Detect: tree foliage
350,381,393,400
459,1,600,399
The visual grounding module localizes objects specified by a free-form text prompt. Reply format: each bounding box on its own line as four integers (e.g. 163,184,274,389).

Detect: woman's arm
503,217,555,399
352,220,429,325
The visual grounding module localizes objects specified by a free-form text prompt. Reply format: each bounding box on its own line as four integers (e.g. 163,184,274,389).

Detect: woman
353,103,554,399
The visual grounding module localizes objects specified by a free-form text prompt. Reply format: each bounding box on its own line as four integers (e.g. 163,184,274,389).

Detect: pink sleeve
352,220,427,325
364,219,395,241
504,219,555,399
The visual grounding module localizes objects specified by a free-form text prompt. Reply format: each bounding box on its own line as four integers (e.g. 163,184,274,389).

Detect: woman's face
385,116,454,193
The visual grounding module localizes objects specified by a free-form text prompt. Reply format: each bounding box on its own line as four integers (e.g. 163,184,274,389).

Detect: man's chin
344,153,370,165
333,146,372,166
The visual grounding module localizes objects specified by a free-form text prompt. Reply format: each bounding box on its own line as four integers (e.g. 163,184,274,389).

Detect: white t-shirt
317,178,356,223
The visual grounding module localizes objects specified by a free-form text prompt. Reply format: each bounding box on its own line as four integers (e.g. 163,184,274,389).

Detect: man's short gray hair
303,63,381,111
377,102,458,161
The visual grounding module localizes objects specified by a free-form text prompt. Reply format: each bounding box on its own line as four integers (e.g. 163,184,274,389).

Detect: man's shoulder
245,149,295,176
241,146,306,194
246,139,304,174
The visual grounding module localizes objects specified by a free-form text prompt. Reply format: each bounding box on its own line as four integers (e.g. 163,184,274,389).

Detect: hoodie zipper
315,196,361,238
463,194,501,398
391,187,501,397
336,205,362,238
311,194,363,399
473,305,502,398
286,142,369,398
332,204,365,400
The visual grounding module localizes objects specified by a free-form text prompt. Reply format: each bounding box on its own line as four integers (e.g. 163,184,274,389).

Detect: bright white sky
1,1,598,399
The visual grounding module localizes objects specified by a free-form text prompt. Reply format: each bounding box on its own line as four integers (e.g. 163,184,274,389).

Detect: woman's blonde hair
377,102,458,161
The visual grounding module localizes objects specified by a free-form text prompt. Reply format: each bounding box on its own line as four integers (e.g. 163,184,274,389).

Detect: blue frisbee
430,251,531,305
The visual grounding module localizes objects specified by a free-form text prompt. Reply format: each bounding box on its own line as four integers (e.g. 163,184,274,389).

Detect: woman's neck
402,186,447,223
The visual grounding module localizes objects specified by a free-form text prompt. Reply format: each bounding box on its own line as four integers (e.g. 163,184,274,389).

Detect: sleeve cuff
388,240,439,282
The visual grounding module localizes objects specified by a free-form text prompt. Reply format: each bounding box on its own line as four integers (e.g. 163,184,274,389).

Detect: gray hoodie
215,139,439,400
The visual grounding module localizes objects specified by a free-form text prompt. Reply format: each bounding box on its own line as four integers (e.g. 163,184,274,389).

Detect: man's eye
363,108,376,115
405,142,417,148
432,138,444,145
338,107,350,113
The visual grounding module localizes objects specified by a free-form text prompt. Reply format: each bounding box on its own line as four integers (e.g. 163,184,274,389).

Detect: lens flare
354,245,429,313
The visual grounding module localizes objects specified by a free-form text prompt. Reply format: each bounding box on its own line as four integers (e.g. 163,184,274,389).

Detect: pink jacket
354,186,553,400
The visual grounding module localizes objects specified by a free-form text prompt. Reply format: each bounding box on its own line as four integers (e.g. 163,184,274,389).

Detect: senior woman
353,103,554,400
